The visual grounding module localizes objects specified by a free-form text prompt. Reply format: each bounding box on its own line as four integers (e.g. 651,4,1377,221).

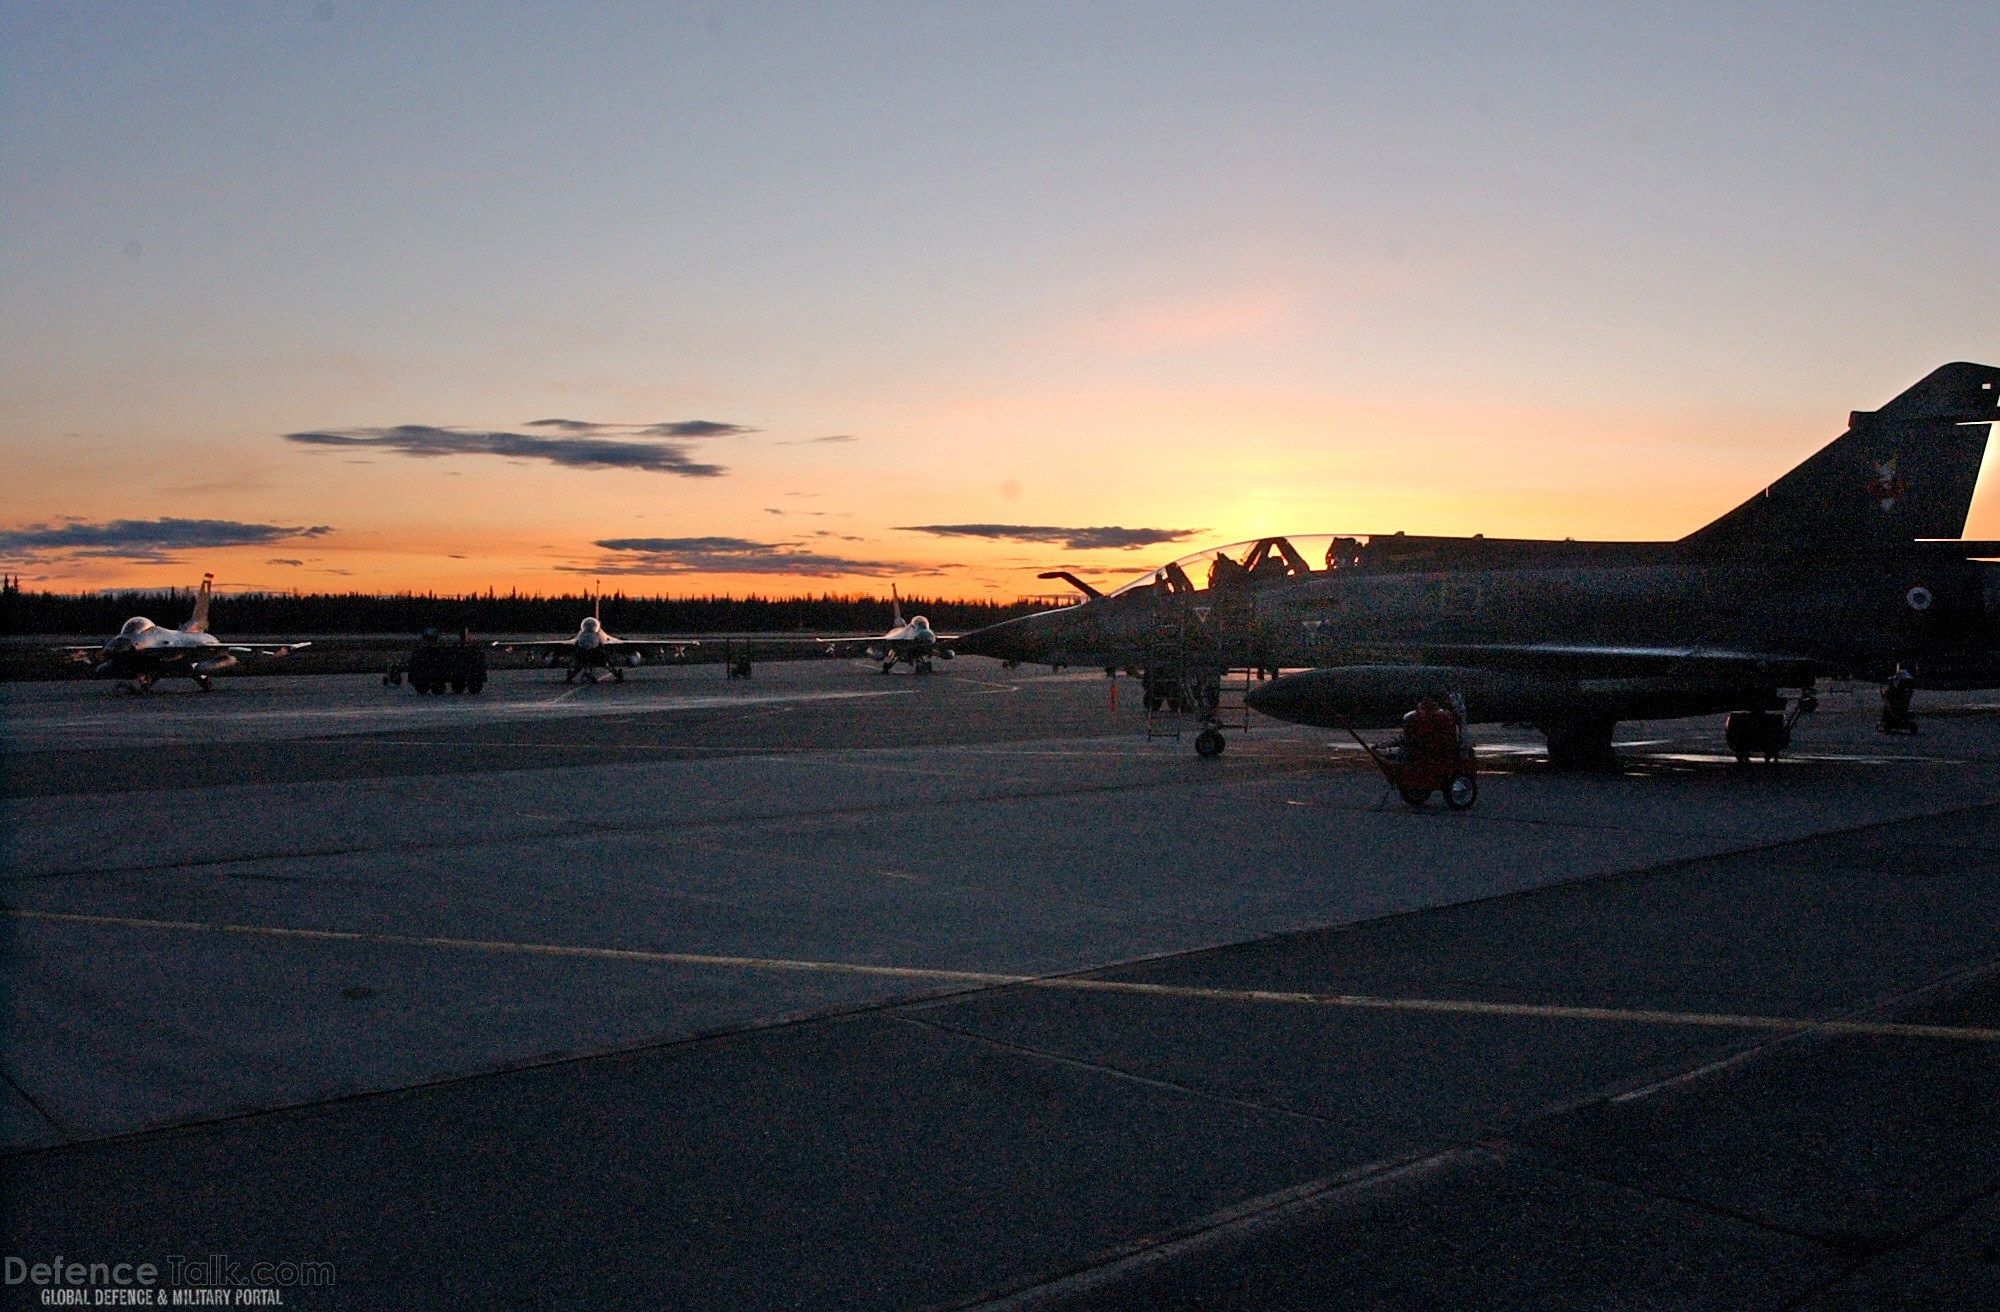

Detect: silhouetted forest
0,579,1047,636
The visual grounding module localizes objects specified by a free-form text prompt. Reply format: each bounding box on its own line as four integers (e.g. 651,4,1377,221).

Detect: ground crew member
1880,664,1918,734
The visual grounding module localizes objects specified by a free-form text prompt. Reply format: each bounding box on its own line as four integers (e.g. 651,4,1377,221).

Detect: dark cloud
0,518,333,564
265,558,304,566
285,425,726,476
523,418,611,432
524,418,758,439
637,420,756,438
895,523,1204,551
584,536,927,578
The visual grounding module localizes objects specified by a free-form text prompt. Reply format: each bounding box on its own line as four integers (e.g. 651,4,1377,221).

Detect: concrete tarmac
3,661,1999,1308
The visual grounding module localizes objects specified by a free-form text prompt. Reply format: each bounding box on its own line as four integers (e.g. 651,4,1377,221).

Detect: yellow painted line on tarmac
10,906,2000,1044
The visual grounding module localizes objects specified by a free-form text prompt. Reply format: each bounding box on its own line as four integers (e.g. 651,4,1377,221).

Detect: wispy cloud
285,424,730,476
776,433,860,445
582,536,938,578
638,420,755,438
0,518,332,564
896,523,1204,551
524,418,757,438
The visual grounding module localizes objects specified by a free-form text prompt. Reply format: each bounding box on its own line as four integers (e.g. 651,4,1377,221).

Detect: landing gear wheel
611,667,624,682
1194,728,1226,758
451,679,466,694
195,675,213,692
1399,785,1432,807
1445,772,1478,811
467,678,484,694
882,660,897,675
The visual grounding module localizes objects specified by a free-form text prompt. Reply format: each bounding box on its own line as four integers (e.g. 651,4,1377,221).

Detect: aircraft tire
451,679,466,694
1445,773,1477,810
468,678,484,694
1195,728,1226,758
1399,785,1432,807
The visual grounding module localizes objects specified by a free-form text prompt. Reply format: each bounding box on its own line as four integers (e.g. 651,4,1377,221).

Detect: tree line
0,582,1049,636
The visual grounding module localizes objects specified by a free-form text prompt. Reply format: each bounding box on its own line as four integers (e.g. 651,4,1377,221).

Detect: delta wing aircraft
63,573,311,692
952,361,2000,766
495,595,696,683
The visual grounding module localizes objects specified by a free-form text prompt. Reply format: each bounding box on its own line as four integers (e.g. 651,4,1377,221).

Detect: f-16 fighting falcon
952,361,2000,767
819,586,953,675
63,573,311,692
496,594,696,683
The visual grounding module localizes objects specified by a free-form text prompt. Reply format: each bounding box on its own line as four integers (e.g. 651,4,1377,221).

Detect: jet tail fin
182,573,213,634
891,584,904,627
1684,362,2000,547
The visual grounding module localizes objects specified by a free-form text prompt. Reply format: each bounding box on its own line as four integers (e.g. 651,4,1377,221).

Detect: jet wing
814,632,960,655
492,639,699,656
226,642,312,655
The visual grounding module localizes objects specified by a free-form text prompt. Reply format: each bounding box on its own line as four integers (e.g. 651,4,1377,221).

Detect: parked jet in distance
818,587,953,674
953,361,2000,766
64,573,311,692
495,595,695,683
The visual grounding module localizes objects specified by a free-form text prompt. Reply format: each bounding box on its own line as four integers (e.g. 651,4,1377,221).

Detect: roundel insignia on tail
1867,456,1906,512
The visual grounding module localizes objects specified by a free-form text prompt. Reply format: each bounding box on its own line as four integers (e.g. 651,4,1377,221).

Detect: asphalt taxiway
4,661,1999,1308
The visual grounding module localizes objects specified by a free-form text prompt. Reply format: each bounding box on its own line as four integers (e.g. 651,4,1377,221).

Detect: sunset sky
5,3,1999,598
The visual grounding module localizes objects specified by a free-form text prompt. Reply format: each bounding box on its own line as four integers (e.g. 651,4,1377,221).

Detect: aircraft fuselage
957,535,2000,728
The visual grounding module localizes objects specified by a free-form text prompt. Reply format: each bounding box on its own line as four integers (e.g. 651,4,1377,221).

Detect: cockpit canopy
580,617,602,633
118,617,155,636
910,616,931,631
1102,535,1377,599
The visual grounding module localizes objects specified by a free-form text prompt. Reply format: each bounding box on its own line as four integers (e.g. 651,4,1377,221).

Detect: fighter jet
495,594,695,683
63,573,311,692
952,361,2000,766
817,586,953,674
